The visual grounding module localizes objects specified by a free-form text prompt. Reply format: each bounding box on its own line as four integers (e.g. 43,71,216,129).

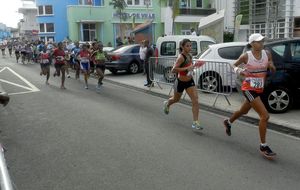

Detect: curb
104,78,300,138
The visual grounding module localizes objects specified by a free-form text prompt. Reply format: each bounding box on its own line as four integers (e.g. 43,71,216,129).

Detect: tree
159,0,180,34
109,0,127,39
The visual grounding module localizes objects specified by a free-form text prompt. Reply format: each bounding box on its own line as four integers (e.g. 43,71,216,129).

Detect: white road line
0,67,5,72
5,67,40,92
0,67,40,95
0,79,33,91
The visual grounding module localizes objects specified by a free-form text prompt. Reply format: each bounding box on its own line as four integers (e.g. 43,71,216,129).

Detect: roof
208,41,248,48
198,9,225,30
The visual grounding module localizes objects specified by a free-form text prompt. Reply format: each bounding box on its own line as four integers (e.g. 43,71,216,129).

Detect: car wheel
163,67,176,83
263,87,293,113
109,69,118,74
128,62,139,74
198,72,222,92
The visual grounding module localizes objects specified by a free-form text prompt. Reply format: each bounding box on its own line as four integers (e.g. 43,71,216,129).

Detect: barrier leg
213,94,231,107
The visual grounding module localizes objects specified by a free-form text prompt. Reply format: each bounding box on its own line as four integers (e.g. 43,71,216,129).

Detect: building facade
35,0,217,45
18,0,39,41
0,23,11,41
235,0,300,40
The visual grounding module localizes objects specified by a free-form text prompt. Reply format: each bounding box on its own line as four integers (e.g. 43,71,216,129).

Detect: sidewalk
104,72,300,135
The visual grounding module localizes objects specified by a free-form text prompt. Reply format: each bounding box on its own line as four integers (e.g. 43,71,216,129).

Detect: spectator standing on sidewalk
223,33,277,159
144,39,154,87
162,39,202,130
139,40,147,74
190,28,196,36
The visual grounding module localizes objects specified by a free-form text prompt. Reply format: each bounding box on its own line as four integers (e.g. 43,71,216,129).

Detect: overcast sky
0,0,23,28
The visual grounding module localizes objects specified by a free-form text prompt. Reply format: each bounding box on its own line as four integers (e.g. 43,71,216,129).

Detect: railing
0,144,13,190
149,57,235,106
179,8,216,16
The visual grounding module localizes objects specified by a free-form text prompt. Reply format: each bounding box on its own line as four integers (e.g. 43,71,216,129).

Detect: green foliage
224,32,234,42
109,0,127,38
109,0,127,19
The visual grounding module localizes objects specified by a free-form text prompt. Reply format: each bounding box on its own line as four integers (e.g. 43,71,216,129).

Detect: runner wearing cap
223,33,277,159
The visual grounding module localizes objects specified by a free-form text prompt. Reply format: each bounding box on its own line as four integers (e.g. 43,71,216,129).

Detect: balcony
179,8,216,16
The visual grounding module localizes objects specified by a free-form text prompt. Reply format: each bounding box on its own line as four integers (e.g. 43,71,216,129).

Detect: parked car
256,39,300,113
103,47,114,52
105,44,142,74
194,42,248,91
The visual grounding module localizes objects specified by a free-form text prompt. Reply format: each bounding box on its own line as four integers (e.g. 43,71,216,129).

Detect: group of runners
163,33,277,159
2,33,277,159
2,40,109,90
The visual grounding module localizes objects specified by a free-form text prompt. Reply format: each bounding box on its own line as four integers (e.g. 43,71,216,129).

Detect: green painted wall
67,1,163,46
67,0,215,45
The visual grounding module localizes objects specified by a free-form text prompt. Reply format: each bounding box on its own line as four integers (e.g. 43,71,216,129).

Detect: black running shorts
242,90,263,102
174,78,195,93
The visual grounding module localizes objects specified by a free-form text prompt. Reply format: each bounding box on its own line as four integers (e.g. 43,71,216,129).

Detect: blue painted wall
36,0,103,42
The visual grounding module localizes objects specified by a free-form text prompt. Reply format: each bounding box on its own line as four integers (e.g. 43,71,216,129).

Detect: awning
131,20,153,33
198,9,225,30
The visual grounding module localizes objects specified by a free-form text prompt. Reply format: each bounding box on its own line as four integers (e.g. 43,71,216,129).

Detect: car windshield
195,48,211,59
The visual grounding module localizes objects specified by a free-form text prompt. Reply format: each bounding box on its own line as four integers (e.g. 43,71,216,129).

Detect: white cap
248,33,265,44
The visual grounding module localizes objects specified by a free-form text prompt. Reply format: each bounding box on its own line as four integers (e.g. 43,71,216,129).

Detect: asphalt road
1,56,300,190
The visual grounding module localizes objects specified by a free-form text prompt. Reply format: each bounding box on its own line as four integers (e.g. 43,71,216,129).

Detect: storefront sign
113,12,155,20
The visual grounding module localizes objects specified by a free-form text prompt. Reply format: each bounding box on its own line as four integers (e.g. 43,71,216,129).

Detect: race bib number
57,56,64,61
41,59,49,64
81,57,89,62
248,77,264,89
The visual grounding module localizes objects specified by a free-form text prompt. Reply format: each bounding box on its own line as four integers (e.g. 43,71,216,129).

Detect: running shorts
80,62,90,71
242,90,263,102
174,78,195,93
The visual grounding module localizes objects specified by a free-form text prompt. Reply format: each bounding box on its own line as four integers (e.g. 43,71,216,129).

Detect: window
38,6,43,15
181,30,191,35
181,24,192,35
290,42,300,61
38,5,53,15
271,45,285,57
191,41,198,56
39,23,45,33
132,46,140,53
82,23,96,42
196,0,202,8
39,36,55,43
200,41,215,53
79,0,93,5
180,0,191,8
45,5,53,14
218,46,245,60
125,0,152,6
161,42,176,56
39,23,54,33
46,23,54,32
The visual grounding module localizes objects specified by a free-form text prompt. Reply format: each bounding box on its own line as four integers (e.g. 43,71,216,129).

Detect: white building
18,0,39,41
235,0,300,40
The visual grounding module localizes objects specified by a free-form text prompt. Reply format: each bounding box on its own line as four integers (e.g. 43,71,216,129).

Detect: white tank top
241,50,269,92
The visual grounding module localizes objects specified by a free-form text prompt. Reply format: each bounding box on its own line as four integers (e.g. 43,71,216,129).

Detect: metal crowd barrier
149,57,235,106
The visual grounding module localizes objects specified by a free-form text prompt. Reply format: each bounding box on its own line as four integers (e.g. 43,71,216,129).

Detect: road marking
0,67,40,95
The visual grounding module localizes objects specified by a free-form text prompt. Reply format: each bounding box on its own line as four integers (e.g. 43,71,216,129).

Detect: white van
154,35,216,82
156,35,216,58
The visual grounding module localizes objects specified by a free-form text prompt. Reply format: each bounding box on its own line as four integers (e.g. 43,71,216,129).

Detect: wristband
233,67,243,75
